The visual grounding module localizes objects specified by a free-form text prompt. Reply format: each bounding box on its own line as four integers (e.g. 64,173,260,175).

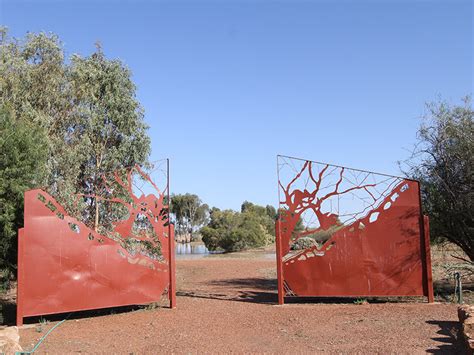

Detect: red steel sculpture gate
276,155,434,304
17,160,175,325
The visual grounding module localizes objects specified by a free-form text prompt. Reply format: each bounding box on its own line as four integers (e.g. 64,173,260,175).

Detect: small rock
0,326,23,353
458,305,474,353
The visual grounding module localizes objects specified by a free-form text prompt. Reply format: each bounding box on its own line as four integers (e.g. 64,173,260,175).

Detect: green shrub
201,204,274,252
291,237,319,250
0,107,48,279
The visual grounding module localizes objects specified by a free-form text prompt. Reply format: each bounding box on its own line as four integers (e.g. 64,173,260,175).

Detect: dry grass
431,243,474,304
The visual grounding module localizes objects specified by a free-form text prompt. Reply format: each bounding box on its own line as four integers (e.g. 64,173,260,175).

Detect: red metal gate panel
276,155,433,303
17,162,175,325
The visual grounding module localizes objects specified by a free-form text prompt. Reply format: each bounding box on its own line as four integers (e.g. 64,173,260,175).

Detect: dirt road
20,253,464,353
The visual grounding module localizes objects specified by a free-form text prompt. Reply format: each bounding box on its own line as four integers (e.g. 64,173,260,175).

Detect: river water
175,242,276,260
175,242,209,255
175,242,221,259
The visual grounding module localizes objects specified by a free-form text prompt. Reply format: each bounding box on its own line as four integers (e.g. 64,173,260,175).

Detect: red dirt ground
19,253,465,353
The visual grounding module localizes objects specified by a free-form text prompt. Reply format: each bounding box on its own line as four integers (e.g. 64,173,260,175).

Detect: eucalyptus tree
171,194,209,238
0,28,82,210
0,29,77,278
0,28,151,275
69,44,150,231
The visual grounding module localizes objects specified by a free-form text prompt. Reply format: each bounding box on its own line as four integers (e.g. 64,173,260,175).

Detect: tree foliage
241,201,276,236
201,202,276,252
0,28,151,276
69,45,150,230
170,193,209,238
405,96,473,261
0,106,48,278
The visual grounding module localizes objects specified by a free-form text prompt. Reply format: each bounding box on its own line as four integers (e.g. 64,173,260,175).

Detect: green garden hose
16,314,70,354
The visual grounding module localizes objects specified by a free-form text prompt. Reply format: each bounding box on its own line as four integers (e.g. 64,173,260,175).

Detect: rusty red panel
276,155,433,302
17,162,175,325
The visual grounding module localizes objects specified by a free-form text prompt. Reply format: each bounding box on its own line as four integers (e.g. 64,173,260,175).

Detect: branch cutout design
277,156,408,261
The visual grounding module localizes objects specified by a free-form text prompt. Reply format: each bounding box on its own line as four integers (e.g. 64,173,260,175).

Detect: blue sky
1,0,472,210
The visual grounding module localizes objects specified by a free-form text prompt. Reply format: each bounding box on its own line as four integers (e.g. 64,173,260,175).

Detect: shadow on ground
426,320,466,354
207,277,277,290
177,277,278,304
1,302,170,326
2,277,280,325
177,277,431,305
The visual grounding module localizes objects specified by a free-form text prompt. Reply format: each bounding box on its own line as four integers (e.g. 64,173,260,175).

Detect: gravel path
20,255,465,353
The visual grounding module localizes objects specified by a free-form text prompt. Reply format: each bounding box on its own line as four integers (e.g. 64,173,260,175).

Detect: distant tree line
170,194,278,252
